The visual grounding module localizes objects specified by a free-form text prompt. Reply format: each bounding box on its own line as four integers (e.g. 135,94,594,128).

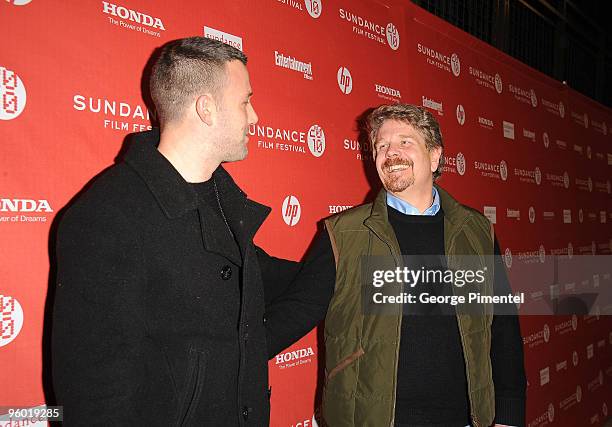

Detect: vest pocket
176,347,207,426
326,347,365,381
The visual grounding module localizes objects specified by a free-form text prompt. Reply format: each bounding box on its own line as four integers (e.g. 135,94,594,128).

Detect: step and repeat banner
1,0,610,426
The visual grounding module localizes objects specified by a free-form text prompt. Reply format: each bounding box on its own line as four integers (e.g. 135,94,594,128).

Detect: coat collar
124,129,271,261
363,184,468,244
125,129,197,219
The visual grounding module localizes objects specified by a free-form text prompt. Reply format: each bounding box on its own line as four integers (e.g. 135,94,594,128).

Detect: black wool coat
52,130,305,426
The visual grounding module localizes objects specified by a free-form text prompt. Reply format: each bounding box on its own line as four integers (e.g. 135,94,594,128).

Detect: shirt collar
386,187,440,216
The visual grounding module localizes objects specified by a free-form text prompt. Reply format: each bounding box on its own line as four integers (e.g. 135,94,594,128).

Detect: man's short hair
367,103,445,180
150,37,247,124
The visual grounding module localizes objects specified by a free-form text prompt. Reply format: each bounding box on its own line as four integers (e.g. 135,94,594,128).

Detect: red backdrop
1,1,610,426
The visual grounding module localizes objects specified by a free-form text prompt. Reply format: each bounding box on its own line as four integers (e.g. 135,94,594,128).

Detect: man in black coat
52,37,328,426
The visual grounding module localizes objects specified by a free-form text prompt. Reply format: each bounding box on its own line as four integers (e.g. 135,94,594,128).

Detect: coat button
220,265,232,280
242,407,249,420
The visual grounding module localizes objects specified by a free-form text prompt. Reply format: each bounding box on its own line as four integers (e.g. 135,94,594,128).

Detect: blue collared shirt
386,187,440,216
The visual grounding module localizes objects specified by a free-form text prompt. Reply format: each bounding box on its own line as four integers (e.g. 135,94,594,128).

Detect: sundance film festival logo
0,295,24,348
542,132,550,148
386,23,400,50
416,44,459,76
102,1,165,37
514,167,541,185
280,0,322,19
338,9,399,50
528,403,555,427
541,97,565,118
204,26,243,51
474,160,508,181
504,248,512,268
529,207,535,223
468,66,501,93
500,161,508,181
337,66,352,94
307,124,325,157
282,195,301,226
1,66,26,120
523,323,550,348
73,94,151,132
305,0,322,18
442,152,466,176
508,84,537,107
450,54,461,76
456,105,465,125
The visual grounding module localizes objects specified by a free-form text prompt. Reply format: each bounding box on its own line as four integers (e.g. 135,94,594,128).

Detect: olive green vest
322,186,495,427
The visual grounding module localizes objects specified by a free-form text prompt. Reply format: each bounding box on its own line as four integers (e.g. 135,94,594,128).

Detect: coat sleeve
52,201,155,426
262,231,336,359
256,246,302,307
491,237,527,427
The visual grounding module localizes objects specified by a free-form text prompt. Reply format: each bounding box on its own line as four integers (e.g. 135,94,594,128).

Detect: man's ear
430,146,442,172
195,94,216,126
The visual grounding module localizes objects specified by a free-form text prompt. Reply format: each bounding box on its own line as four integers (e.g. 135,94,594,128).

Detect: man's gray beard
383,174,415,193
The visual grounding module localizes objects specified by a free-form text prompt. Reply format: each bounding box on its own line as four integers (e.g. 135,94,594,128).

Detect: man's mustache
382,158,413,169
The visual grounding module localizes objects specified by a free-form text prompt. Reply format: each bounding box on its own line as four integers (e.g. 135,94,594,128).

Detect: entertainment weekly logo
1,66,27,120
278,0,323,19
508,83,537,107
0,198,53,223
250,123,325,157
281,195,301,226
442,152,466,176
101,1,165,38
274,51,313,80
422,96,443,116
0,295,24,348
72,94,152,132
468,66,502,94
417,43,460,76
338,8,399,50
275,346,314,369
203,26,243,51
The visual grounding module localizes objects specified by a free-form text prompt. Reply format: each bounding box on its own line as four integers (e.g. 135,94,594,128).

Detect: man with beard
266,104,526,427
52,37,327,426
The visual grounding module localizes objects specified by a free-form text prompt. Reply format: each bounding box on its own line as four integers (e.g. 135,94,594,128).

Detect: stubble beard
381,158,415,193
